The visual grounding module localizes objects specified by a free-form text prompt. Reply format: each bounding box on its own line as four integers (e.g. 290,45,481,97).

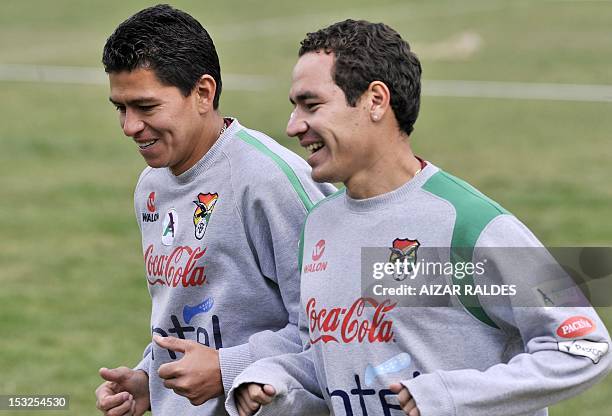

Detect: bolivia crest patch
193,193,218,240
389,238,420,281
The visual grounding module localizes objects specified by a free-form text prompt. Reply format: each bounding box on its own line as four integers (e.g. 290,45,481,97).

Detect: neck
345,139,421,200
170,112,225,176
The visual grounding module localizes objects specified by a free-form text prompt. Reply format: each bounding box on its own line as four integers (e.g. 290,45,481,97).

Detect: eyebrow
289,91,319,105
108,97,158,106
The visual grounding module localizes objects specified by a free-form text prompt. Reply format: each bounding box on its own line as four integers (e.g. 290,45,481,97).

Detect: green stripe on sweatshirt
237,129,314,211
298,188,346,272
423,171,509,329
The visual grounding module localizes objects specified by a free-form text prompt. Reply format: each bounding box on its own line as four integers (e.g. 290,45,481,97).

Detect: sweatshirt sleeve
218,159,336,394
225,291,329,416
133,343,152,374
402,215,612,416
224,348,329,416
133,171,153,374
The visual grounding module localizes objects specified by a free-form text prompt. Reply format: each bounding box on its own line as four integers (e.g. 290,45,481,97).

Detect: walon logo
312,239,326,261
142,191,159,223
147,192,156,212
304,239,328,274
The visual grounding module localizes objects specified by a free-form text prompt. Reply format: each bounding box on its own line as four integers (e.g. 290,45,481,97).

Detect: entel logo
312,239,326,261
147,192,156,213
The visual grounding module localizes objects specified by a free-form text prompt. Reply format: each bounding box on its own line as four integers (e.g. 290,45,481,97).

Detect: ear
194,74,217,114
366,81,391,122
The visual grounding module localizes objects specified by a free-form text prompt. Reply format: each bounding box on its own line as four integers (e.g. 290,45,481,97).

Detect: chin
141,157,167,169
311,167,340,184
310,167,326,183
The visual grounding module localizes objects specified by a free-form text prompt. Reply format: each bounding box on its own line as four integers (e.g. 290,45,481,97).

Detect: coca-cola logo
556,316,595,339
147,192,156,213
306,297,396,344
312,239,326,261
144,244,207,287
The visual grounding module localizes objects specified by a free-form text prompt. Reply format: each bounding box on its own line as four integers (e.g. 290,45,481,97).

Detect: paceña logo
556,316,595,339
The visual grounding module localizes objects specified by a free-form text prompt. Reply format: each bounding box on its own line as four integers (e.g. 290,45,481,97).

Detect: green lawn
0,0,611,414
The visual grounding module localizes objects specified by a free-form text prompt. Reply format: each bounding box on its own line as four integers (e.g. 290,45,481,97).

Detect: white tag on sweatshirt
557,340,609,364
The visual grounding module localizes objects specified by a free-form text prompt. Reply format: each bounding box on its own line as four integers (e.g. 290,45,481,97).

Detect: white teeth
306,142,324,152
138,140,157,149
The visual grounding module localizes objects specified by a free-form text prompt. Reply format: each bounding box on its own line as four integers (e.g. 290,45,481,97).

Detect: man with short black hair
94,5,335,415
227,19,611,416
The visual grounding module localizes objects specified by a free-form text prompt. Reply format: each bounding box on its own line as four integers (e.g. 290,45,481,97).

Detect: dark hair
102,4,222,109
299,19,421,135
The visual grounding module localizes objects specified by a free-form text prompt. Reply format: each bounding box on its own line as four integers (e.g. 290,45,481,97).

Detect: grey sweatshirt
226,162,611,416
132,119,336,415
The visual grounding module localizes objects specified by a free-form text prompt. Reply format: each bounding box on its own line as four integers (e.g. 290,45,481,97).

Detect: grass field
0,0,611,414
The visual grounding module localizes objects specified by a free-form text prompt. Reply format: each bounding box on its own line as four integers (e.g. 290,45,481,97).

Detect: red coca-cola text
144,244,207,287
306,297,395,344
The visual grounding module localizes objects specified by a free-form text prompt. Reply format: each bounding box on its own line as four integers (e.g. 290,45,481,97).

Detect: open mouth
138,139,158,149
306,142,324,154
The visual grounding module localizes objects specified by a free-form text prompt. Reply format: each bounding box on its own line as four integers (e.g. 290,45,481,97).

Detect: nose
286,109,308,138
121,108,145,137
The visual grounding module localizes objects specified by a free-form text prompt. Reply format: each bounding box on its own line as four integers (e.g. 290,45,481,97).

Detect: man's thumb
99,366,131,384
263,384,277,396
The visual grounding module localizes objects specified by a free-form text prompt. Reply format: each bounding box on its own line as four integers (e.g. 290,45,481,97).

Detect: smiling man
94,5,335,416
226,19,611,416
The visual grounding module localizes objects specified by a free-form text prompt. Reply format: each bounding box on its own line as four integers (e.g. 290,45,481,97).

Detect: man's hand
234,383,277,416
95,367,150,416
389,383,420,416
154,335,224,406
